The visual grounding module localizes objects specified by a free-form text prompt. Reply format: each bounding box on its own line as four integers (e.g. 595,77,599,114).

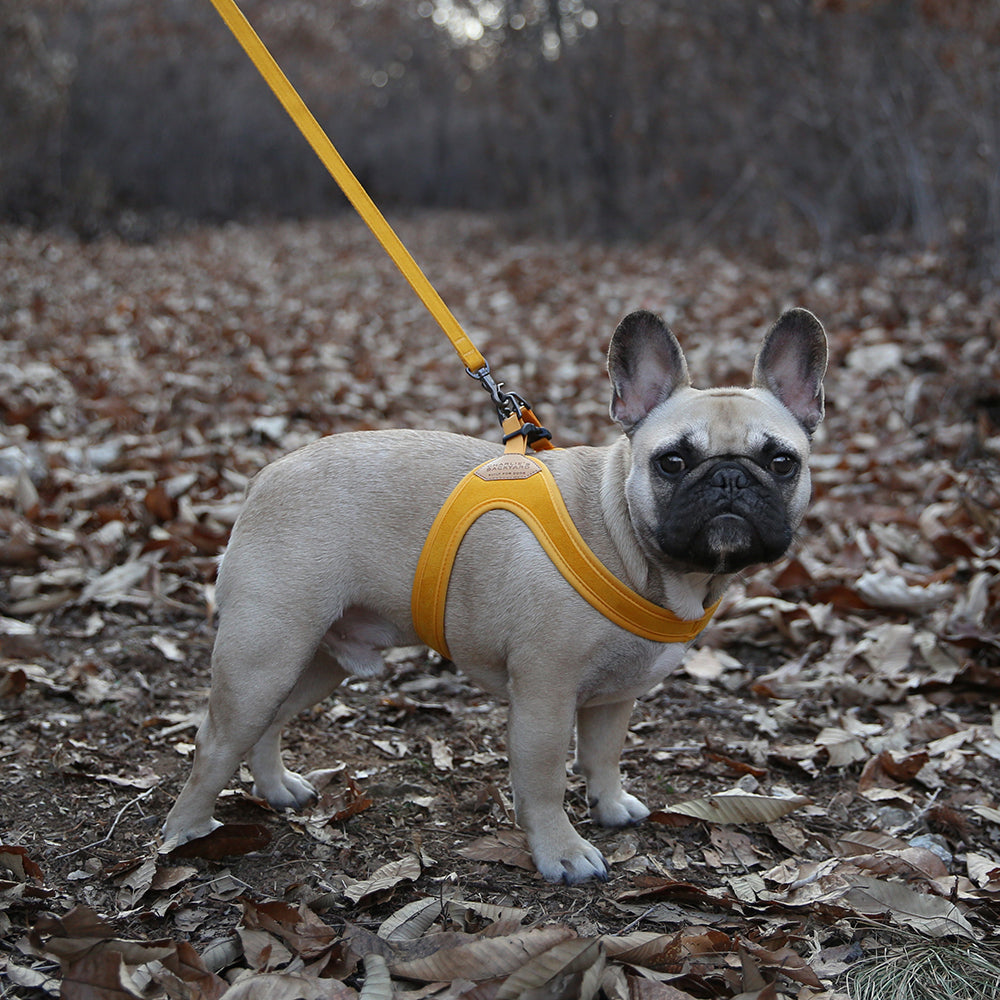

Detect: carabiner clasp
467,362,554,451
466,363,518,423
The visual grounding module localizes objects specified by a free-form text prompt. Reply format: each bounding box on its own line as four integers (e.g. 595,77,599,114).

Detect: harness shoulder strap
411,450,720,659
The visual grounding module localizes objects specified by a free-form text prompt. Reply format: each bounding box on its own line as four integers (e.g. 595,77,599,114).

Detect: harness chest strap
411,449,722,660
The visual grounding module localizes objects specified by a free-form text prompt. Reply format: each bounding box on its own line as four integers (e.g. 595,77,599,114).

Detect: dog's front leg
506,681,609,884
576,699,651,828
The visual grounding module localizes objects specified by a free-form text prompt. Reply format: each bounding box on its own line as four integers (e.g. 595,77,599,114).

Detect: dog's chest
579,640,688,706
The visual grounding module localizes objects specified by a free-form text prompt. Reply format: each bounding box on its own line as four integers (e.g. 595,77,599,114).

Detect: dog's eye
769,454,798,478
655,453,687,476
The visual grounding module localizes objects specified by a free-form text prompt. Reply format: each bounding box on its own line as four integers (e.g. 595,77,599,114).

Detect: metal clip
467,363,518,424
467,362,552,448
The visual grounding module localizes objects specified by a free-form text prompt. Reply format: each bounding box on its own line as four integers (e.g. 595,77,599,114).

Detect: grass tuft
846,940,1000,1000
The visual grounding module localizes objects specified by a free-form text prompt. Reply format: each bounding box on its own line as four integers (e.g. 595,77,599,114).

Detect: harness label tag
474,455,541,482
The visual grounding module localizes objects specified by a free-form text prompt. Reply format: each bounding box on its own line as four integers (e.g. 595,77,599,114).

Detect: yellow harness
412,424,721,660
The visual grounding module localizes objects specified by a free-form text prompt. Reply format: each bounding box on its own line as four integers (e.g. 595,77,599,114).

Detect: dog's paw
532,834,610,885
160,816,222,853
252,769,317,811
590,790,650,828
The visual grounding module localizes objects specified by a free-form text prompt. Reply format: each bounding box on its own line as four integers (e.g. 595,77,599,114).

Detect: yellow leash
209,0,554,449
207,0,719,647
208,0,485,375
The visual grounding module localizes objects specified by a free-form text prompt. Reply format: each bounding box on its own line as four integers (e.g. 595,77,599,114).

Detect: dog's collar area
411,434,722,660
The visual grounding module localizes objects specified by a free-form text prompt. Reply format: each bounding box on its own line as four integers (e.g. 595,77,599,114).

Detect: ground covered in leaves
1,214,999,998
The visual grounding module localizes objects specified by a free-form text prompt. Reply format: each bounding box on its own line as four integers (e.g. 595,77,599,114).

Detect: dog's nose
709,463,750,496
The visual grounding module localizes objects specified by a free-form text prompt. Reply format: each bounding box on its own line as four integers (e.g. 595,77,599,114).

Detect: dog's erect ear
752,308,828,435
608,310,690,433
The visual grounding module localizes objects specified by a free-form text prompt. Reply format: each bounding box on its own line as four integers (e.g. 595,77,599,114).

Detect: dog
162,307,827,884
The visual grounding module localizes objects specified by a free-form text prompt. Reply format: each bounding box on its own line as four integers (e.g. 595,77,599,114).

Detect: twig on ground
55,785,159,860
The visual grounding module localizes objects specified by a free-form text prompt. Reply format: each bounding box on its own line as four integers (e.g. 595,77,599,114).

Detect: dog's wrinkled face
608,308,827,576
627,388,813,573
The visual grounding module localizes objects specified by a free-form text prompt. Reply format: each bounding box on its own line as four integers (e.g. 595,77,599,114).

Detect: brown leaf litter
1,215,999,997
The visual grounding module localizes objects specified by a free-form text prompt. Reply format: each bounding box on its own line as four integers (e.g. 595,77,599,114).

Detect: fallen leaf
377,897,444,943
855,569,952,611
457,829,535,871
150,634,185,661
390,925,577,982
814,727,868,767
618,878,738,910
427,736,454,771
300,775,373,829
0,845,45,881
240,898,341,959
343,854,422,904
965,851,1000,889
495,937,605,1000
842,875,978,938
664,790,811,825
164,824,272,859
211,971,356,999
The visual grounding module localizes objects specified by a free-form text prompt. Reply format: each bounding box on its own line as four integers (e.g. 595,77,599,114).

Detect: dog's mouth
704,513,756,566
656,511,791,574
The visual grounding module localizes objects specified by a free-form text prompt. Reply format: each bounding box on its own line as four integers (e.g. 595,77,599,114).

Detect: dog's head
608,309,828,574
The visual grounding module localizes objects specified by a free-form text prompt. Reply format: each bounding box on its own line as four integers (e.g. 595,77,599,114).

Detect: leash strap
412,440,721,659
208,0,486,375
209,0,554,448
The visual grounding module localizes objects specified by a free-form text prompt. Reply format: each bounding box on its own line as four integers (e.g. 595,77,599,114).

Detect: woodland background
2,0,1000,262
2,2,1000,999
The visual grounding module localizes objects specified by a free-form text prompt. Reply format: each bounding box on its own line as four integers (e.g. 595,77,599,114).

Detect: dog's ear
608,310,690,433
752,308,828,435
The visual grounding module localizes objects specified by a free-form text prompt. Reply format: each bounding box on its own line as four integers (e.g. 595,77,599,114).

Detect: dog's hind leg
247,644,347,809
247,605,399,807
162,622,331,847
575,698,650,828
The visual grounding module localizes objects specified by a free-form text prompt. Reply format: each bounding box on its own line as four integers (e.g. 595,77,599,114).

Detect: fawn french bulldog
163,308,827,883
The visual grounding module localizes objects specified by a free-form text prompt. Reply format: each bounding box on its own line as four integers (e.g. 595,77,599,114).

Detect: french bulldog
162,307,827,884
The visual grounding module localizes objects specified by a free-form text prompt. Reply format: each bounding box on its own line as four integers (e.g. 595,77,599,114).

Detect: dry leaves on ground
1,214,998,997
